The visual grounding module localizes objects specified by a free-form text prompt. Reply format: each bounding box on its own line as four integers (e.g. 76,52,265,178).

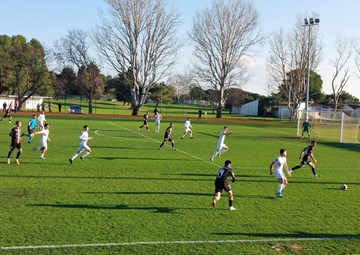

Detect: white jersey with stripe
39,129,49,145
273,155,286,172
79,131,89,145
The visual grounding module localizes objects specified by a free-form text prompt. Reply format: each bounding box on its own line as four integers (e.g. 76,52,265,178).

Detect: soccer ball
341,184,347,191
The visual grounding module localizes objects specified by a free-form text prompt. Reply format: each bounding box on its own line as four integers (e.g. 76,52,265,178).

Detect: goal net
297,110,360,143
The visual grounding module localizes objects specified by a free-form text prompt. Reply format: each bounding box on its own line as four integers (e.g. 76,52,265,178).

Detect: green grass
0,114,359,254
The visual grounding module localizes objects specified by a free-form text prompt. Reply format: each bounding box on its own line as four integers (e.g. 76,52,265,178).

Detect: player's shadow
321,141,360,153
170,173,214,177
82,191,271,200
214,231,360,240
90,145,145,149
170,173,271,178
28,203,177,213
84,191,210,197
94,156,199,161
196,131,219,138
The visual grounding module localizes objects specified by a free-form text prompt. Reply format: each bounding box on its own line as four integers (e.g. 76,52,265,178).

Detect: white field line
1,236,360,250
95,123,360,171
2,124,357,251
104,122,221,167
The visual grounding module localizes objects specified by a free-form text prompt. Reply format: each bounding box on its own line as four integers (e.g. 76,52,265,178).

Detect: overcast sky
1,0,360,99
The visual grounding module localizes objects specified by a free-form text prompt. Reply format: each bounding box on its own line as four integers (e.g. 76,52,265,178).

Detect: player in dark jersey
0,107,12,124
211,160,236,211
158,123,176,150
138,111,150,131
7,121,22,165
290,140,320,177
301,120,312,138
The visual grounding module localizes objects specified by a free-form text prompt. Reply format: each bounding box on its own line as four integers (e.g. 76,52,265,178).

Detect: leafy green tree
0,35,52,110
278,69,325,113
190,86,205,101
149,83,172,108
308,71,325,103
224,88,246,113
0,35,13,94
105,77,132,106
338,91,359,103
53,67,77,98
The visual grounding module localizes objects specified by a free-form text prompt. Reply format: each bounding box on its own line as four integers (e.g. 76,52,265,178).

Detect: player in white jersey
181,117,193,139
210,126,232,161
37,111,46,130
33,123,50,159
69,125,92,164
154,112,162,133
269,149,291,198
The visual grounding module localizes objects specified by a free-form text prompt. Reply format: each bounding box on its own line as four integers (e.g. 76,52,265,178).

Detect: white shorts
216,143,227,151
274,169,286,179
184,128,191,133
78,143,90,151
40,141,47,148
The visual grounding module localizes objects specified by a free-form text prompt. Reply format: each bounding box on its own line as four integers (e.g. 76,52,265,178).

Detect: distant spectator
58,102,62,113
41,102,45,112
48,102,52,112
14,100,18,112
37,103,40,112
198,109,203,119
3,102,7,112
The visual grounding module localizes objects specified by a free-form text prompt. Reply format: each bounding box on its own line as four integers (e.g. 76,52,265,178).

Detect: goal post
297,110,360,143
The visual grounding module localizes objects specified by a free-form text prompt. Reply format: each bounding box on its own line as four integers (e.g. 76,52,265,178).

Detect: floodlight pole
304,18,319,120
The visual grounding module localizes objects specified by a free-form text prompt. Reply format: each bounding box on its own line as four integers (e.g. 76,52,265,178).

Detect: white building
0,95,50,110
231,100,259,116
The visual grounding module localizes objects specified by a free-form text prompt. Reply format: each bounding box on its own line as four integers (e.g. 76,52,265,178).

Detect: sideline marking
106,122,221,167
1,236,360,250
94,129,154,143
95,123,360,171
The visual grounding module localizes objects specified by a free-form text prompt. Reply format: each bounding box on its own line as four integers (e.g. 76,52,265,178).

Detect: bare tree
93,0,181,115
166,73,193,102
330,36,352,110
189,0,263,118
267,15,322,118
352,37,360,79
53,29,93,69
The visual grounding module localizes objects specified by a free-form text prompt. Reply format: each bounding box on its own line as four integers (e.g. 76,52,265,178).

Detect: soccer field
0,115,359,255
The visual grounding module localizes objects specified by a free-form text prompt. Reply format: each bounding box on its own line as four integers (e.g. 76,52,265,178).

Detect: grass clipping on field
271,243,303,252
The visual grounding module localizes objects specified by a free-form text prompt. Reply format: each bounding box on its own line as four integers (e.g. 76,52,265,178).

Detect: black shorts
143,120,148,125
3,113,10,118
164,137,173,142
301,160,311,165
301,156,311,165
10,142,21,150
28,127,34,134
215,180,231,193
